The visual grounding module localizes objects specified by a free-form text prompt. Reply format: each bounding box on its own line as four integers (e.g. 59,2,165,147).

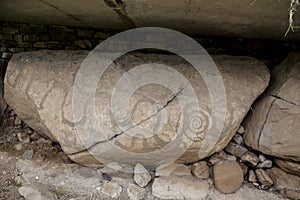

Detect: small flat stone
22,150,34,160
152,176,209,200
225,142,248,157
155,163,191,177
213,161,243,194
127,183,145,200
248,170,257,183
240,151,259,166
101,181,122,198
209,151,236,165
134,163,151,187
191,161,210,179
255,169,273,186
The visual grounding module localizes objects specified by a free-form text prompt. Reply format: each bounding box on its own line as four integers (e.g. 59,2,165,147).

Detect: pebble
255,169,273,186
22,149,34,160
257,160,273,169
232,134,243,145
14,143,23,151
248,170,257,183
30,132,42,141
17,132,30,143
238,162,248,176
191,161,210,179
240,151,259,166
213,161,244,194
259,155,266,162
155,163,191,177
134,163,151,187
14,116,22,126
101,181,122,198
127,183,145,200
237,125,245,134
225,142,248,157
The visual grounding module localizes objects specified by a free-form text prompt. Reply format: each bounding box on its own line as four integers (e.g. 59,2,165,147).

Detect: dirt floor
0,112,288,200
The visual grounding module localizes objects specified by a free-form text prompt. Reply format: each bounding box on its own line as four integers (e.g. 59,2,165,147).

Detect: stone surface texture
268,167,300,199
5,50,269,166
244,52,300,162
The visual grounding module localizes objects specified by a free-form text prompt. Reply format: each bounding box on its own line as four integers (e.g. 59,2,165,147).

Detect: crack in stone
102,0,136,29
257,99,276,149
40,0,87,27
70,86,187,155
114,85,186,136
271,94,299,107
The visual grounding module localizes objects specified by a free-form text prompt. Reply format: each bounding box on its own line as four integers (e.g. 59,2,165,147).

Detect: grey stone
22,149,34,160
245,53,300,162
225,142,248,157
191,161,209,179
259,155,266,162
240,151,259,167
4,51,270,166
101,181,122,198
255,169,273,186
127,183,145,200
19,185,58,200
237,125,245,134
267,167,300,199
257,160,272,169
152,176,209,200
1,52,12,59
155,163,191,177
134,163,151,187
213,161,244,194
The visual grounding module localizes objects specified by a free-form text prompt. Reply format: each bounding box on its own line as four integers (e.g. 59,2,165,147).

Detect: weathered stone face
4,50,269,167
244,52,300,162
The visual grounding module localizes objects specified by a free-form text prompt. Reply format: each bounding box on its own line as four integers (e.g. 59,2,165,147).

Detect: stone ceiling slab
123,0,300,40
0,0,125,29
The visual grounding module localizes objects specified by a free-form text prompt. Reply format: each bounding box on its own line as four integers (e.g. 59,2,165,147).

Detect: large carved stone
244,53,300,162
4,50,269,167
